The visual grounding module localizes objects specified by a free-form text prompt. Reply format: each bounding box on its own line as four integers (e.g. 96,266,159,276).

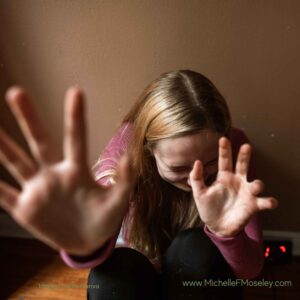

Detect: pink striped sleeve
59,122,134,269
95,122,134,185
203,128,264,279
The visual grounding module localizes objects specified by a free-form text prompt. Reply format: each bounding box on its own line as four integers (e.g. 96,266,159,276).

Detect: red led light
265,246,271,257
279,245,286,253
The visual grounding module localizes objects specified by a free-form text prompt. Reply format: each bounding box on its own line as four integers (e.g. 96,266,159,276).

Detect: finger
235,143,251,177
6,87,60,164
0,127,37,184
256,197,278,211
108,153,137,207
249,180,265,196
218,137,233,172
190,160,206,198
63,87,87,164
114,153,137,193
0,180,19,213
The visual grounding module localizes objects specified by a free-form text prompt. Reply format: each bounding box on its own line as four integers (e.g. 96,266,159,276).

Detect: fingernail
6,86,24,102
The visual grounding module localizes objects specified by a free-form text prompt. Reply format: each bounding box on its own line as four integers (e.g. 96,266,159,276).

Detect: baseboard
1,213,300,255
0,213,33,238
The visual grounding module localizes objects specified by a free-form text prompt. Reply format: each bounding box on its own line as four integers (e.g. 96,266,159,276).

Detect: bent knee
87,247,160,300
162,228,233,279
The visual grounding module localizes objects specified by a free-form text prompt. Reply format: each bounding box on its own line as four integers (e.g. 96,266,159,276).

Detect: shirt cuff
203,224,264,279
60,236,117,269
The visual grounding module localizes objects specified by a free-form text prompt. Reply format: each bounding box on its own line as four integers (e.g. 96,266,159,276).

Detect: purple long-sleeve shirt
60,123,264,279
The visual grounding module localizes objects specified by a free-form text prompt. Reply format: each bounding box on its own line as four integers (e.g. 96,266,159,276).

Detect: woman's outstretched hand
189,137,278,237
0,87,136,255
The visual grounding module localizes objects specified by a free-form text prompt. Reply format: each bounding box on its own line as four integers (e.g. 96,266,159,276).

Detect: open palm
190,137,278,237
0,87,136,255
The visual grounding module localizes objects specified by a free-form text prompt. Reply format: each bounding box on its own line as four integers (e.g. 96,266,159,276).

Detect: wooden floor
0,238,89,300
0,237,299,299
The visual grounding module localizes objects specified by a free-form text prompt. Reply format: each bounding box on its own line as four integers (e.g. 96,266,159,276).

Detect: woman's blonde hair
96,70,231,264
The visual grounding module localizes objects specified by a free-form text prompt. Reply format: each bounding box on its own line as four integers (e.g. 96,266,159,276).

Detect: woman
0,70,277,299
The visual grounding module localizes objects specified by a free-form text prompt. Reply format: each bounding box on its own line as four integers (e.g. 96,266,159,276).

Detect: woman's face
152,130,221,192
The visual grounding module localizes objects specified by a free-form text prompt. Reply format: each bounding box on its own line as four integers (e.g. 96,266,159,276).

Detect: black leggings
87,228,243,300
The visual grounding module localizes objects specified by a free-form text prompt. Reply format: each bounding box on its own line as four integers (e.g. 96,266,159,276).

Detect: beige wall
0,0,299,231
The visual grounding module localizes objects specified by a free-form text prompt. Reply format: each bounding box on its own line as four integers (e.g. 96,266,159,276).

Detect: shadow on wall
254,147,299,231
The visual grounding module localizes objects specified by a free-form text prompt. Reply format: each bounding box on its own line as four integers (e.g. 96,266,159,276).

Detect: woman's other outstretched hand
189,137,278,237
0,87,136,255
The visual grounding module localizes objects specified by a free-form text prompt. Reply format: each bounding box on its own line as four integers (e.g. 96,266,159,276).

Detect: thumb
115,152,137,187
109,152,137,205
190,160,207,199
